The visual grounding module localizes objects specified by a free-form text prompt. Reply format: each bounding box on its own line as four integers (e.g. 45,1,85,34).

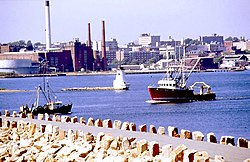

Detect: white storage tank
0,59,39,74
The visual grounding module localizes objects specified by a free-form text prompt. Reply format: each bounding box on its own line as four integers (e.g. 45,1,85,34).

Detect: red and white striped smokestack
87,23,91,47
101,20,107,71
45,0,51,51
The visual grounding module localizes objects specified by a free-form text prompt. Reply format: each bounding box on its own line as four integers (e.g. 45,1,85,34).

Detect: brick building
39,50,73,72
64,39,94,71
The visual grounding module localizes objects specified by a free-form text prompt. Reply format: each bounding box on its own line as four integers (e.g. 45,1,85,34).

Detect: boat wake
216,96,250,101
146,100,171,104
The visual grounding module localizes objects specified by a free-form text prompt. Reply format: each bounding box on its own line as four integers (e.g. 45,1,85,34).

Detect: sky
1,0,249,45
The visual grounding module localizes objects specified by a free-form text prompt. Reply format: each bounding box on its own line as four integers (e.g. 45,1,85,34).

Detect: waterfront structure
185,57,218,70
220,54,248,69
63,39,94,71
0,59,39,74
38,50,73,72
154,59,174,70
233,40,250,51
0,52,40,74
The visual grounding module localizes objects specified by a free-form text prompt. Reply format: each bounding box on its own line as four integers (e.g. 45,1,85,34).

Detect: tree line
2,40,40,52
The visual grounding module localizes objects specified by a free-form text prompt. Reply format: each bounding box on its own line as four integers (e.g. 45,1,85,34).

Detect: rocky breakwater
0,111,250,162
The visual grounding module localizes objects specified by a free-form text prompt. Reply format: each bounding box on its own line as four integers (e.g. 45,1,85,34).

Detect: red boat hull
148,87,194,103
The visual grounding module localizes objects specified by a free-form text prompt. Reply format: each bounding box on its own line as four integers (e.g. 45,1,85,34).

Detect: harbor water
0,71,249,141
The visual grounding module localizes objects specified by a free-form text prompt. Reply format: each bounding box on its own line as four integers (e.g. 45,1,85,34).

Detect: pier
62,87,127,91
0,89,32,93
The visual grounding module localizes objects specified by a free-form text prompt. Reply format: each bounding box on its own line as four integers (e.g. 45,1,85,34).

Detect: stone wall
0,110,249,161
3,110,250,148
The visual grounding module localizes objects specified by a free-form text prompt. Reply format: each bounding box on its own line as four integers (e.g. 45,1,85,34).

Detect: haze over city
1,0,249,44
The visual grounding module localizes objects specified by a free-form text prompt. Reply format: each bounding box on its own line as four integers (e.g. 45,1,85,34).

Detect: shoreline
0,69,247,79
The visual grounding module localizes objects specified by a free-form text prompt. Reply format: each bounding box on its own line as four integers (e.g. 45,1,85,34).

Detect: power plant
87,23,92,48
101,20,107,71
45,0,52,51
0,0,108,74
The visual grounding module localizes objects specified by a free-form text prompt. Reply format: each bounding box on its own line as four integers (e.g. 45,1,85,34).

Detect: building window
50,57,54,65
55,57,58,65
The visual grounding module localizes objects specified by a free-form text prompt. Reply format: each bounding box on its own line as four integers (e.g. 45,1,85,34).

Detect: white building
106,38,118,51
220,54,248,68
0,59,39,74
138,33,160,47
92,41,102,51
159,45,175,59
233,41,250,51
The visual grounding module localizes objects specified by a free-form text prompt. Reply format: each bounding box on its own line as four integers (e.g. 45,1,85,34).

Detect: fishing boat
113,67,130,90
147,57,216,104
20,80,72,115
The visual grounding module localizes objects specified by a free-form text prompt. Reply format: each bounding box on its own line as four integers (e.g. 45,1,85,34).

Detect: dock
62,87,127,91
0,89,32,93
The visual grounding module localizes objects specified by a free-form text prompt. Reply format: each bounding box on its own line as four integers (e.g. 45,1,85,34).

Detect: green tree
225,36,233,41
130,59,139,65
9,40,26,52
148,57,156,64
19,40,26,47
111,59,118,65
121,57,129,65
184,38,193,45
26,40,33,51
34,42,42,49
232,37,240,42
139,58,147,64
190,39,201,45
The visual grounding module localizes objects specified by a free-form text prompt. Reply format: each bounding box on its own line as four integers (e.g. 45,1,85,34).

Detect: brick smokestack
101,20,107,71
87,23,91,47
45,0,51,51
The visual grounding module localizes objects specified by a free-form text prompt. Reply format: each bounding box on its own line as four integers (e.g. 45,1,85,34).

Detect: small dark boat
20,80,72,115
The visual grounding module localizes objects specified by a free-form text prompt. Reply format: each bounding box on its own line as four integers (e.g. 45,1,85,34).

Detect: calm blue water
0,71,249,141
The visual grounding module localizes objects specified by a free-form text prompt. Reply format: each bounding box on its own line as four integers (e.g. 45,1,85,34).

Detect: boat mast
118,51,121,69
39,84,50,103
34,86,40,108
43,77,46,93
181,41,186,88
185,57,201,81
47,80,51,102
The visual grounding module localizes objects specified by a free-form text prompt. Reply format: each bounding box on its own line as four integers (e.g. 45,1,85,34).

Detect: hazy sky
1,0,249,45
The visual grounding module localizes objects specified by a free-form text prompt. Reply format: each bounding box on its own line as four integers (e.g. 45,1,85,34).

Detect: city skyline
1,0,249,45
